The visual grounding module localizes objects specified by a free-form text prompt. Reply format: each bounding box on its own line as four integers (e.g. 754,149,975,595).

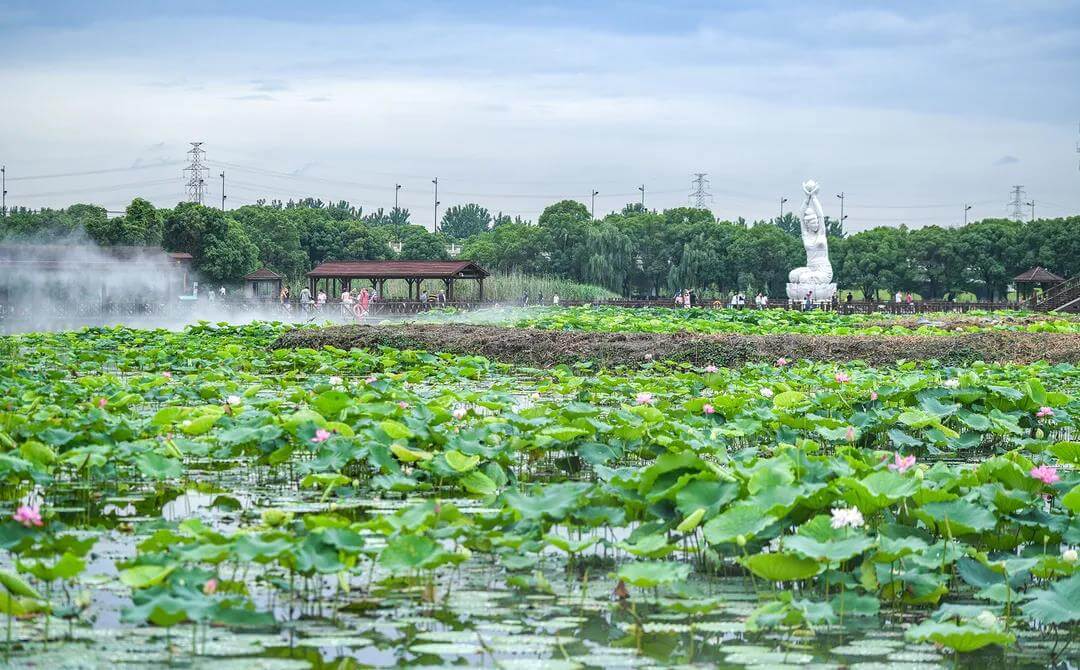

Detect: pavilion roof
243,267,284,280
307,260,489,280
1014,266,1064,283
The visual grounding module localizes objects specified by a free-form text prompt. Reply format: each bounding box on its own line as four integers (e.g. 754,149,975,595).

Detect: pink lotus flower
97,397,108,408
398,401,409,409
870,391,879,401
452,406,468,420
775,357,789,367
760,387,774,398
704,365,718,373
13,505,42,528
365,375,377,384
635,392,654,405
703,404,715,415
162,371,172,379
835,372,850,384
311,428,332,444
845,426,856,442
1036,406,1054,419
1030,465,1060,485
203,578,218,595
888,453,917,473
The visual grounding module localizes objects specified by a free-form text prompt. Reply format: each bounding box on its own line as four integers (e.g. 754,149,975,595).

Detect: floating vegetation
0,321,1076,668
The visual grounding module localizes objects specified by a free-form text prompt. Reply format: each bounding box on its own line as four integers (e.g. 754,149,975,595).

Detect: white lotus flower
830,507,864,530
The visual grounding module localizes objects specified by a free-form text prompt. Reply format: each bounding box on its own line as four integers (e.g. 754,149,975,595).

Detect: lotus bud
1035,428,1045,439
975,610,998,629
736,534,747,547
1063,548,1078,563
261,508,291,527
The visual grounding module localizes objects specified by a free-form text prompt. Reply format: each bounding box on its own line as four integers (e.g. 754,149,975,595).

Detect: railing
559,298,1021,314
1034,276,1080,312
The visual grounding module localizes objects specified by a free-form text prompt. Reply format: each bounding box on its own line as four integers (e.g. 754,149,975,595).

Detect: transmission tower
689,173,712,209
1007,185,1025,222
184,142,209,205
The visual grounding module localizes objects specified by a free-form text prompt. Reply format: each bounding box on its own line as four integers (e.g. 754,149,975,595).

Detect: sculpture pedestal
787,282,836,304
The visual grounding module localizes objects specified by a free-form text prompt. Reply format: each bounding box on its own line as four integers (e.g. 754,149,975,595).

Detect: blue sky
1,1,1078,228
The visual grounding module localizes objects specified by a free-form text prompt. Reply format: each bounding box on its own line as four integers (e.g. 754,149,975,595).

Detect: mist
0,237,538,334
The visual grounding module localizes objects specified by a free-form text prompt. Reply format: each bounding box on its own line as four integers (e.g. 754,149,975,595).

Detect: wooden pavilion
306,260,489,301
243,267,284,300
1014,266,1064,302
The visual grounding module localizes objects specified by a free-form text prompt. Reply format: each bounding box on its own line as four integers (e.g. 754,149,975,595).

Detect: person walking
552,293,560,306
522,289,529,307
300,286,311,312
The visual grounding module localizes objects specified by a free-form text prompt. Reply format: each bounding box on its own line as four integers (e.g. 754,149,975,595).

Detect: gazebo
243,267,284,300
1014,266,1064,302
306,260,489,301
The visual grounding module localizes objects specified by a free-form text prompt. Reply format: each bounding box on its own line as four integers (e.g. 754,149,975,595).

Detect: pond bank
271,324,1080,367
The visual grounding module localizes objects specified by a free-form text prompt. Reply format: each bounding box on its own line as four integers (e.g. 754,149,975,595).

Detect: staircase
1034,276,1080,313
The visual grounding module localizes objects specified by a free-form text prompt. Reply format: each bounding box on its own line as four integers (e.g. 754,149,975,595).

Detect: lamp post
836,192,845,230
1025,200,1035,222
779,196,788,221
432,178,439,232
220,172,226,210
591,189,599,219
1,165,6,217
638,184,645,210
963,203,972,226
395,183,402,210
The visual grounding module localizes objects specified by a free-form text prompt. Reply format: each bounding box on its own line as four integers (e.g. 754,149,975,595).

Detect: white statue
785,180,837,303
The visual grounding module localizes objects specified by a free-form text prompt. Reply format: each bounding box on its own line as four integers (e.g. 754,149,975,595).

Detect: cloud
230,93,275,101
250,79,289,92
307,96,330,103
995,155,1020,165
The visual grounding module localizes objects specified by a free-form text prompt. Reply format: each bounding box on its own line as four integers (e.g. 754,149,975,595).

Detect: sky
1,0,1078,230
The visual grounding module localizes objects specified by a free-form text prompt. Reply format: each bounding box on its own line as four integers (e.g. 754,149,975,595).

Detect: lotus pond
0,323,1078,669
462,306,1080,336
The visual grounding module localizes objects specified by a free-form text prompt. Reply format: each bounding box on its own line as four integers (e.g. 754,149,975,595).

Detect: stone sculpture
786,179,837,303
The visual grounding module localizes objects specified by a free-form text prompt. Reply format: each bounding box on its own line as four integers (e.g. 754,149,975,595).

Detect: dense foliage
0,323,1077,665
2,197,1078,299
505,306,1080,336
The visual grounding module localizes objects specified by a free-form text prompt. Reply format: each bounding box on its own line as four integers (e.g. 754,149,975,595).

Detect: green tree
957,219,1021,300
198,219,260,282
231,205,308,279
582,221,633,293
399,227,449,260
730,223,802,296
440,203,491,240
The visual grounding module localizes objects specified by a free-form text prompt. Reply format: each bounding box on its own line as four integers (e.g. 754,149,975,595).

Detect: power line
6,161,184,182
14,178,177,199
184,142,209,205
689,173,712,209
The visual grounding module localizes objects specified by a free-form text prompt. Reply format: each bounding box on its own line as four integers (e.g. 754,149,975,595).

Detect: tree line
2,197,1077,300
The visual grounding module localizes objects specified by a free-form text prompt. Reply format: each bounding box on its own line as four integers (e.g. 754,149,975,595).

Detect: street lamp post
638,184,645,210
1,165,6,217
432,178,439,232
963,204,972,226
779,196,788,221
836,192,845,230
395,183,402,210
220,172,226,210
591,190,598,219
1025,200,1035,223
